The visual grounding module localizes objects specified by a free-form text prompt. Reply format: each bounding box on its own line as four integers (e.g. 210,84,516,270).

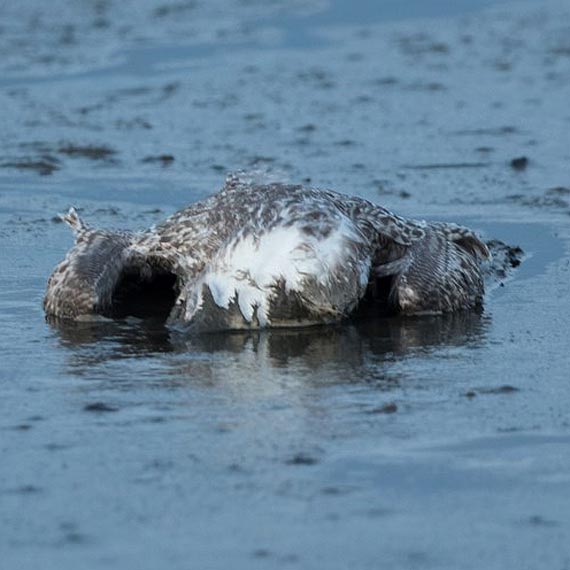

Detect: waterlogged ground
1,0,570,568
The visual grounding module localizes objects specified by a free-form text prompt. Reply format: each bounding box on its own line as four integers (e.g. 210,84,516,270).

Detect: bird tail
60,207,89,236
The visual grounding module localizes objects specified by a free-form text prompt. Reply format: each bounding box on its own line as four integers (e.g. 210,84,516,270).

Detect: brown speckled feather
45,174,491,330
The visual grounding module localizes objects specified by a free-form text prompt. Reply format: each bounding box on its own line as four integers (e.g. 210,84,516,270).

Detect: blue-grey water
1,0,570,568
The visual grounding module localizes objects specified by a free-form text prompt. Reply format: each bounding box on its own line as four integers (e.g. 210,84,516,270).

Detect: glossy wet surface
1,0,570,568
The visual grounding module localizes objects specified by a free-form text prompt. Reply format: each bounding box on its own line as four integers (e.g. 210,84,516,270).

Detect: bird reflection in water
48,311,489,384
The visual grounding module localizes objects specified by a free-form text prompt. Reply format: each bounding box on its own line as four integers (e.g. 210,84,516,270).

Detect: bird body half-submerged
44,174,490,331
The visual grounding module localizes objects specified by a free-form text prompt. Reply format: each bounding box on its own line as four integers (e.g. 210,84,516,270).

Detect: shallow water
1,0,570,568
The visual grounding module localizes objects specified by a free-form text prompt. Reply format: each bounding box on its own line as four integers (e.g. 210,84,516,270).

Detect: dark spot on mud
116,118,153,130
58,144,117,160
154,2,196,18
27,415,44,422
45,443,68,451
1,158,60,176
62,531,86,545
371,76,398,86
321,486,350,495
465,391,477,399
510,156,529,170
248,155,275,166
452,126,518,136
403,162,490,170
507,192,569,210
58,522,87,545
367,402,398,414
141,154,175,166
10,485,42,495
162,82,180,97
13,423,33,431
527,515,559,528
145,416,167,423
478,385,520,395
398,34,450,56
297,123,317,133
494,60,513,72
549,45,570,58
365,507,393,518
407,81,446,92
285,453,319,466
253,549,271,559
546,187,570,196
83,402,119,413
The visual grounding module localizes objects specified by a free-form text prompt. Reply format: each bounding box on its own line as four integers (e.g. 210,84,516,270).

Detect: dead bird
45,173,501,331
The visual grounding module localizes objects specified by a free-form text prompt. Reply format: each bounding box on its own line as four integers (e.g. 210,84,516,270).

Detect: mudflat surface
1,1,570,568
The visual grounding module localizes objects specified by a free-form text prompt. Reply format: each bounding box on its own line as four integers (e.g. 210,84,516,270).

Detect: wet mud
1,0,570,569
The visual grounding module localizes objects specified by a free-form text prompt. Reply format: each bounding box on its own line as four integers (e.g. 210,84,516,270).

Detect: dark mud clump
285,453,320,466
141,154,175,166
465,385,520,398
0,156,60,176
510,156,529,171
366,403,398,414
58,143,117,161
83,402,120,413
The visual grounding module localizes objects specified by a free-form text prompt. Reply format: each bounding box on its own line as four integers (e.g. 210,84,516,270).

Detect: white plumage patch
183,216,367,326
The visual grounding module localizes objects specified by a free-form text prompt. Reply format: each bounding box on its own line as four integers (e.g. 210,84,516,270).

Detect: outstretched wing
45,209,144,320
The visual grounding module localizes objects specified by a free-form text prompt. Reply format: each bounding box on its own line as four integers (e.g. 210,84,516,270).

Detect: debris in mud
116,117,153,130
366,403,398,414
452,126,519,136
466,385,520,398
370,76,398,86
510,156,529,170
507,190,569,210
527,515,560,527
546,186,570,197
0,157,60,176
141,154,175,166
406,81,446,92
153,2,197,18
398,34,450,56
10,485,42,495
297,123,317,133
285,453,319,466
83,402,119,413
58,143,117,161
403,162,490,170
481,385,520,394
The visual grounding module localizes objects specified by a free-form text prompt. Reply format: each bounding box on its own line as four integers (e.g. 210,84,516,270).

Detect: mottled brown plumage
45,173,490,330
